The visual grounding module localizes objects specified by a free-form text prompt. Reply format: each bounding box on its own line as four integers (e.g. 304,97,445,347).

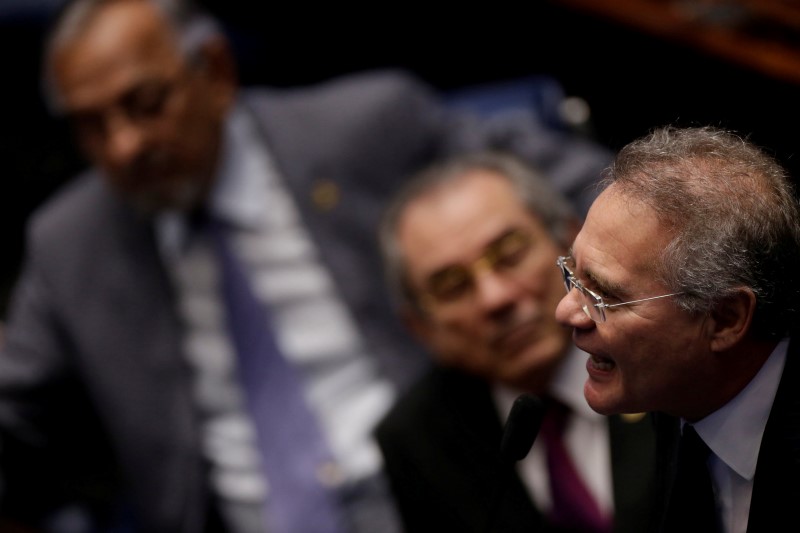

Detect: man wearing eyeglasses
375,151,656,533
555,125,800,533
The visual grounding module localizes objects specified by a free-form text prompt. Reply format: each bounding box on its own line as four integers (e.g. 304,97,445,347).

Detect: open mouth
575,337,616,373
589,353,615,372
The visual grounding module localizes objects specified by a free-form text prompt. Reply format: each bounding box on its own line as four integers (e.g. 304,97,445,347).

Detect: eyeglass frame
556,255,683,323
415,228,537,310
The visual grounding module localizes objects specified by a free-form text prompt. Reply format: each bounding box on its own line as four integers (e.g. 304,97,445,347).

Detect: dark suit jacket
654,335,800,533
0,69,612,531
375,366,657,533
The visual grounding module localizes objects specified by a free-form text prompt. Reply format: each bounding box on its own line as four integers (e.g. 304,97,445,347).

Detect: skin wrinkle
576,204,649,302
557,186,716,420
556,123,800,432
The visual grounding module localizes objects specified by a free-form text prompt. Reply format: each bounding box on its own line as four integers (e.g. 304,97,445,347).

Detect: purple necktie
541,399,613,533
208,217,347,533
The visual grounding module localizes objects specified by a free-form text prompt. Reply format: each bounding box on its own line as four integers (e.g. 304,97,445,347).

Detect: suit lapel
67,185,207,530
238,90,431,392
426,369,545,531
655,336,800,533
747,335,800,532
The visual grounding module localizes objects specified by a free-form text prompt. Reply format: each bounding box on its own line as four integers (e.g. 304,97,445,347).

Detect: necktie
540,399,613,533
663,425,720,533
207,217,347,533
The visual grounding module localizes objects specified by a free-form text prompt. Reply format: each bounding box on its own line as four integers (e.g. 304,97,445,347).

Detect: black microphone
500,394,545,464
483,393,545,533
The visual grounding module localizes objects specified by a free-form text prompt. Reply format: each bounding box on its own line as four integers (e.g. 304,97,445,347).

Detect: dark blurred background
2,0,799,316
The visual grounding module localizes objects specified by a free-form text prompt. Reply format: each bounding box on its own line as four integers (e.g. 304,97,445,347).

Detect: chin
584,381,621,415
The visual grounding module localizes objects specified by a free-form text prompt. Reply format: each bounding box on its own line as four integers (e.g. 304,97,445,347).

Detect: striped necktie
207,216,347,533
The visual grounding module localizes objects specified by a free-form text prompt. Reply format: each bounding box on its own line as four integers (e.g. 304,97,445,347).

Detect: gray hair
41,0,223,114
603,125,800,339
379,150,578,314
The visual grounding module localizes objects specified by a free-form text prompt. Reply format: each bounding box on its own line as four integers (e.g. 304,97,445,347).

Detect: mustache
489,314,540,351
121,149,168,179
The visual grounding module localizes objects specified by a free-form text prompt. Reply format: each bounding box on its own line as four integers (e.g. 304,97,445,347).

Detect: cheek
424,316,494,371
164,86,223,156
172,107,214,152
627,318,702,358
609,316,704,393
527,257,567,315
608,322,665,368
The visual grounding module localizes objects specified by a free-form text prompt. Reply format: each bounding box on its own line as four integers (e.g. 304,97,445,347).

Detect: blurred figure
0,0,615,532
375,151,656,533
555,125,800,533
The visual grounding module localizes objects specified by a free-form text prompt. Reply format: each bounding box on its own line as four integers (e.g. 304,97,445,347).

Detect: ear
708,288,757,352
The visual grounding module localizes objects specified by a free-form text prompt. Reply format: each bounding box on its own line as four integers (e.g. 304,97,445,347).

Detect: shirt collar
156,101,268,258
692,337,789,480
208,103,269,231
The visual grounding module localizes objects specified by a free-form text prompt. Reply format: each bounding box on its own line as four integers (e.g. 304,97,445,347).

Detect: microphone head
500,394,544,463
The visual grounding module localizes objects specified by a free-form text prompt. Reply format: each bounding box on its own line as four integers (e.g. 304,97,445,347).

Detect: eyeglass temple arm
597,292,683,309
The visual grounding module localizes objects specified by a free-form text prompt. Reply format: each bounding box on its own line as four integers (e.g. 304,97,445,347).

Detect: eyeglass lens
557,256,605,322
426,230,532,305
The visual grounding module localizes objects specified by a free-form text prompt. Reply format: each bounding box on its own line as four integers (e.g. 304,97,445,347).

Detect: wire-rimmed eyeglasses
556,256,683,323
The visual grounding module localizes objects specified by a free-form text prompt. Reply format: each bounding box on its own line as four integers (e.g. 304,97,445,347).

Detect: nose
103,110,146,169
555,288,594,329
473,270,520,316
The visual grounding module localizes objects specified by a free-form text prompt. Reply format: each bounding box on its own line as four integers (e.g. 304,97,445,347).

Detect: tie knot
198,211,238,256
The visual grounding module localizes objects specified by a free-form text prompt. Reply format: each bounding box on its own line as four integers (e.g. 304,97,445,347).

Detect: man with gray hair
555,125,800,532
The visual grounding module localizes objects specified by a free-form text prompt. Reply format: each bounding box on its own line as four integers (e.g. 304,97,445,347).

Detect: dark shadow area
1,0,798,315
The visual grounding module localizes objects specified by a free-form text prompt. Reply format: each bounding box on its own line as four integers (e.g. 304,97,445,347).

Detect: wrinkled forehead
398,171,554,273
573,186,670,281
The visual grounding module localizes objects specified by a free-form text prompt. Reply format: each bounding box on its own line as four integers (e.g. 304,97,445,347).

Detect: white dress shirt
691,337,788,533
493,345,614,518
157,104,397,532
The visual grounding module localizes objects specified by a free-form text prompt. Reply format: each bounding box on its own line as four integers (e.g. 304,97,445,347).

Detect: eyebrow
426,227,523,278
583,268,625,298
568,247,626,298
63,83,148,118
